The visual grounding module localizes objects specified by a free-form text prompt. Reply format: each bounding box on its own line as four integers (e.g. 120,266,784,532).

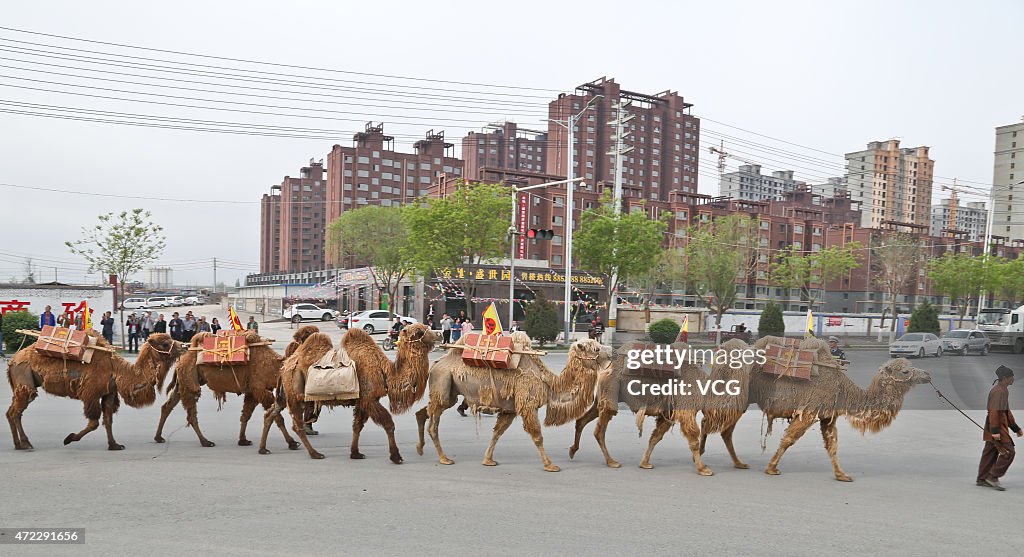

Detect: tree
758,301,785,337
326,205,414,322
996,257,1024,307
2,310,39,352
403,182,511,319
686,214,761,343
66,209,166,348
647,318,680,344
872,233,922,332
771,242,862,307
574,195,668,340
928,253,1001,327
907,299,941,336
522,290,560,346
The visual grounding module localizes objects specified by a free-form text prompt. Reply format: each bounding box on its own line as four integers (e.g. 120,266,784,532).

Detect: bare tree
872,233,922,334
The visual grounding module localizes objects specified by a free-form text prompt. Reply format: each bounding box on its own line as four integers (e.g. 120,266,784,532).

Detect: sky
1,0,1021,287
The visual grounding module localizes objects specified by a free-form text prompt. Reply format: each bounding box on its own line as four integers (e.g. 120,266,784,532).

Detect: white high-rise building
718,164,805,202
930,199,988,241
992,118,1024,241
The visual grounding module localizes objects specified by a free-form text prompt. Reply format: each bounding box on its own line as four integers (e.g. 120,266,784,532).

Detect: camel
259,323,441,462
415,334,613,472
153,327,314,450
568,340,753,474
6,332,184,450
699,336,932,481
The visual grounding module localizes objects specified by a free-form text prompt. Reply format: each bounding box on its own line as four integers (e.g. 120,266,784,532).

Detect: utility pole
213,257,217,294
605,99,633,343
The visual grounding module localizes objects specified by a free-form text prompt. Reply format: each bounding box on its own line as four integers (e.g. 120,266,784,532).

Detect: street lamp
548,94,603,344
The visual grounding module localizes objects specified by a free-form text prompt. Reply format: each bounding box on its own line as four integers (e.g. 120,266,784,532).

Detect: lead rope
928,380,1008,457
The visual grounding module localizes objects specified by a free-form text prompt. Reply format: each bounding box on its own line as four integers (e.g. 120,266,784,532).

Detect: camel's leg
820,417,852,482
676,411,712,476
765,414,817,476
349,406,369,460
362,400,402,464
638,415,674,470
258,402,281,455
101,393,124,450
6,385,36,450
568,403,598,460
259,395,299,450
721,422,749,469
521,409,559,472
237,393,258,446
593,406,620,468
482,412,516,466
154,386,181,443
426,401,454,465
287,398,323,459
415,406,429,456
64,398,101,445
181,392,215,447
699,417,709,456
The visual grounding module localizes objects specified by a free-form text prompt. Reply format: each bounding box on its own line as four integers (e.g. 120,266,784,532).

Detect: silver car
941,329,991,356
889,332,943,358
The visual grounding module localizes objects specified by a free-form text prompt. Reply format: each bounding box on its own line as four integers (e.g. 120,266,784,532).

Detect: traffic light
527,229,554,240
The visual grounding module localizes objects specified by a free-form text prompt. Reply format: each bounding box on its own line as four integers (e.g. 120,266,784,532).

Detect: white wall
0,285,116,328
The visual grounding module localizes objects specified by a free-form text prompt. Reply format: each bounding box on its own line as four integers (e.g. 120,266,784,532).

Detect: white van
121,297,148,310
147,297,169,308
168,296,184,307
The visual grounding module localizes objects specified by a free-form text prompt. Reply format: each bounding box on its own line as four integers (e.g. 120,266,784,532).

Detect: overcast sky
1,0,1021,287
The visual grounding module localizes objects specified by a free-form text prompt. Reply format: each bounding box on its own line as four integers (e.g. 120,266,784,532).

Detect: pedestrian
440,313,453,344
183,311,197,342
977,365,1022,491
168,312,184,342
589,315,604,343
126,313,141,353
100,311,115,344
210,318,221,335
450,314,463,343
246,316,259,333
510,320,521,333
197,316,211,333
141,311,155,340
57,311,73,329
0,311,5,357
153,314,167,334
828,336,846,360
461,319,474,336
426,315,436,330
39,305,56,329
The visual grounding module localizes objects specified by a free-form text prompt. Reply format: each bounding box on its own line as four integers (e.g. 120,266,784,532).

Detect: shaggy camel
6,332,184,450
700,336,931,481
415,335,613,472
259,323,440,462
569,340,754,474
153,328,311,450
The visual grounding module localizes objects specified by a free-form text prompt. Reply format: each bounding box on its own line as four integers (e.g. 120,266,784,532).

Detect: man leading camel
977,365,1022,491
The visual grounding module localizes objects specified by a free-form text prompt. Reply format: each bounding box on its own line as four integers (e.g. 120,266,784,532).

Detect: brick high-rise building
259,159,326,273
992,117,1024,241
462,121,548,180
844,139,934,229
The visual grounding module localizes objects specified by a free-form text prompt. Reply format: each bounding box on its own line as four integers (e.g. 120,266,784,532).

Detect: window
358,156,370,164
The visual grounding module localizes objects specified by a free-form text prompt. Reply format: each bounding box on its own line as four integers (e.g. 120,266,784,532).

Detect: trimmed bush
2,311,39,353
523,290,560,347
759,302,785,337
648,318,681,344
908,299,941,336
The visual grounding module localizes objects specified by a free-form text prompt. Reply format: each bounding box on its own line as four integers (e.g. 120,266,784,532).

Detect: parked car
283,303,338,323
146,296,170,308
889,332,943,358
184,296,200,306
168,296,184,306
347,310,418,334
121,297,148,310
941,329,991,356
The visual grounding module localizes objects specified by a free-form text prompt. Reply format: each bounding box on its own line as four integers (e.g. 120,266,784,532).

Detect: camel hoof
697,468,714,476
238,439,252,446
543,464,561,472
606,460,621,468
287,442,300,450
765,468,781,476
836,474,853,482
482,459,498,466
568,447,578,459
108,444,125,451
390,454,404,465
154,436,165,444
201,440,216,448
734,462,750,470
350,452,366,460
259,448,271,455
416,444,424,456
639,462,653,470
310,452,326,460
63,434,77,445
439,458,455,465
15,444,32,451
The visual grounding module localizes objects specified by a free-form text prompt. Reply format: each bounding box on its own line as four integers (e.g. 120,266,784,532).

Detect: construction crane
941,178,977,238
708,140,762,174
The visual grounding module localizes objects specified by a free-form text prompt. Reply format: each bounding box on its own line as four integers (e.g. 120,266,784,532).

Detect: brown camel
568,340,753,474
6,332,184,450
153,328,312,450
699,336,931,481
259,323,440,462
415,334,613,472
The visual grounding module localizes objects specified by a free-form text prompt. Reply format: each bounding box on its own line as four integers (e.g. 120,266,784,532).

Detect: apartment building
930,198,988,241
844,139,934,229
718,164,806,201
259,160,326,274
992,118,1024,241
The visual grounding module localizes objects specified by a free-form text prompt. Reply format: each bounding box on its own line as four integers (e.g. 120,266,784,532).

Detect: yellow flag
805,307,814,338
681,314,689,333
228,306,244,331
482,302,503,335
82,300,92,330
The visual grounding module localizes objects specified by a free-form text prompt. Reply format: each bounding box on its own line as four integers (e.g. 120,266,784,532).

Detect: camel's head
399,323,441,352
121,333,186,407
510,331,533,352
569,338,614,373
847,358,930,435
878,358,932,387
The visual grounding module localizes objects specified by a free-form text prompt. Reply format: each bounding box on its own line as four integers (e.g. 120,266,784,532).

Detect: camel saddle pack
304,345,359,402
760,339,841,381
34,325,100,364
198,334,249,365
623,342,679,380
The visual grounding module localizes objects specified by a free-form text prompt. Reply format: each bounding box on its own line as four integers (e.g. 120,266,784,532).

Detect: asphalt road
2,327,1024,556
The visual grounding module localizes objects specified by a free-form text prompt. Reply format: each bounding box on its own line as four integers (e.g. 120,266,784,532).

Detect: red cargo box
201,334,249,364
217,329,246,337
461,333,513,369
34,325,90,360
762,344,814,380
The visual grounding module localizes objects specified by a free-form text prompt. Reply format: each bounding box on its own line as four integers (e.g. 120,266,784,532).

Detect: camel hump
292,325,320,344
342,327,374,346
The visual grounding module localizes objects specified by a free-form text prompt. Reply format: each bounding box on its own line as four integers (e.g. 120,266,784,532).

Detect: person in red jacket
977,365,1022,491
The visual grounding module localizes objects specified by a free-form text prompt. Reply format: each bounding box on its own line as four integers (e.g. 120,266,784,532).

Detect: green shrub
908,299,941,336
759,302,785,337
2,311,39,352
648,318,681,344
523,290,560,346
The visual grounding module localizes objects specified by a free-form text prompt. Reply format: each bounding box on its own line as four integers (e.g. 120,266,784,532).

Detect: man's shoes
976,479,990,487
986,477,1007,491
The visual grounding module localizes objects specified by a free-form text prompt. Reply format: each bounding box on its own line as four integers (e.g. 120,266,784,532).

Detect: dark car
941,329,991,356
